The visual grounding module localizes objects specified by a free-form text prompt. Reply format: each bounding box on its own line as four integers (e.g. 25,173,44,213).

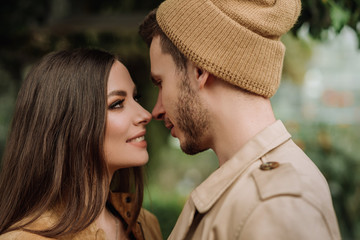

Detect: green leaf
329,1,351,32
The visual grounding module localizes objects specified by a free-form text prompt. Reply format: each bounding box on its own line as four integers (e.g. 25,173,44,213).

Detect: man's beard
176,74,210,155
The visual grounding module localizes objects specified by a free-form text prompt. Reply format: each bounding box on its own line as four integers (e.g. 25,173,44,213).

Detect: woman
0,49,162,239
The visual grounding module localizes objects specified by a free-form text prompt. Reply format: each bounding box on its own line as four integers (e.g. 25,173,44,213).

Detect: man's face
149,36,210,154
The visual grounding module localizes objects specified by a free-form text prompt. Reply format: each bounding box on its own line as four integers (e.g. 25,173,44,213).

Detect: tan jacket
0,192,162,240
169,120,341,240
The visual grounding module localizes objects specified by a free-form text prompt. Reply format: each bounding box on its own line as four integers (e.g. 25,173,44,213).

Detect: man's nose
152,92,165,120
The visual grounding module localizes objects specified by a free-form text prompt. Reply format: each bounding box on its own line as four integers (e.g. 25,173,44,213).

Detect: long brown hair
0,48,144,237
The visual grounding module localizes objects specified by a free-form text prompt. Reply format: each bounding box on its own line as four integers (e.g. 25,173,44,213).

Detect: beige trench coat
169,120,341,240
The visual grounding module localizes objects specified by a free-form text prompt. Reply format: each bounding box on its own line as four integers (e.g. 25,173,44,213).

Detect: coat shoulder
0,212,57,240
0,230,54,240
138,208,163,240
251,162,302,200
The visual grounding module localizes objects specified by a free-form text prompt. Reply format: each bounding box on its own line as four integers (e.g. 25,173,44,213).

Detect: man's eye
154,82,162,90
109,99,124,109
152,77,162,87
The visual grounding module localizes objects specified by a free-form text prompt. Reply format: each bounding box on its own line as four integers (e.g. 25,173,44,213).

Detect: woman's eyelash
134,94,142,102
109,99,124,109
108,93,140,109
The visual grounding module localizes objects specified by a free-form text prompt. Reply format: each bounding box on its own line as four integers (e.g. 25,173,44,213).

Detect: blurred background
0,0,359,239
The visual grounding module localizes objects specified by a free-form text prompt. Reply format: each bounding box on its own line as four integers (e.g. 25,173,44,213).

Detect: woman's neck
96,206,128,240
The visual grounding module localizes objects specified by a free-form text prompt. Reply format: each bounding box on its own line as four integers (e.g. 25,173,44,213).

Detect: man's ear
196,67,210,89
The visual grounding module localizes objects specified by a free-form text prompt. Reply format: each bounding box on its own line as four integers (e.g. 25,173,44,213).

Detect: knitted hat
156,0,301,98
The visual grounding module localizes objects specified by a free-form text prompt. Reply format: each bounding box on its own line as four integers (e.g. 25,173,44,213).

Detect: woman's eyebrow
107,90,127,98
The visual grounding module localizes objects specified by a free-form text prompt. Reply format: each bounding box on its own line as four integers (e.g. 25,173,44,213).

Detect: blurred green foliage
1,0,360,239
287,122,360,240
293,0,360,47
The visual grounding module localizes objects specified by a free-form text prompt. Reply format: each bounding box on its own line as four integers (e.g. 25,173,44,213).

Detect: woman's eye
109,99,124,109
134,94,142,102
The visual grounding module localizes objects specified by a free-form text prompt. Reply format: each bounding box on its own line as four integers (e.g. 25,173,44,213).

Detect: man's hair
139,9,188,72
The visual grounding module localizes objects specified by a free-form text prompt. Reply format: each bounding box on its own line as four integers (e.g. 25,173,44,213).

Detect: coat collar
190,120,291,213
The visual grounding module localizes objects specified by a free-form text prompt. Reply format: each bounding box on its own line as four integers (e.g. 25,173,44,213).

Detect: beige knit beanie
156,0,301,98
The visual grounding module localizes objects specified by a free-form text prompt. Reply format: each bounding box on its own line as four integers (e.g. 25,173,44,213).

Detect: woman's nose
135,102,152,126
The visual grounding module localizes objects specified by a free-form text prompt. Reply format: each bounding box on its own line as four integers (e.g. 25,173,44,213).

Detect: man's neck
204,84,276,166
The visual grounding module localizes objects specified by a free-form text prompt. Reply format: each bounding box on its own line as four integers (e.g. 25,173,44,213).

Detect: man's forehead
149,36,162,55
149,37,173,70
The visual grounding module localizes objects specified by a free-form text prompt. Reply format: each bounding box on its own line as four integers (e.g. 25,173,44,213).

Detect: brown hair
139,9,188,72
0,49,143,238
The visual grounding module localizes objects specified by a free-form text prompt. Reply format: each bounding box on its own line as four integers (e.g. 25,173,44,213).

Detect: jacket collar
190,120,291,213
107,192,144,240
72,192,144,240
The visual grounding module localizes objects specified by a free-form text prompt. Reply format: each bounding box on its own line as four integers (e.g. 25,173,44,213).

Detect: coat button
260,161,280,170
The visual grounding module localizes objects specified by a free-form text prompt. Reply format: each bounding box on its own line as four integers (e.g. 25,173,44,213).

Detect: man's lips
164,118,174,130
165,123,174,130
164,119,176,137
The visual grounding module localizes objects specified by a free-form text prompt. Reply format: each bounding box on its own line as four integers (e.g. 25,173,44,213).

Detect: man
139,0,341,239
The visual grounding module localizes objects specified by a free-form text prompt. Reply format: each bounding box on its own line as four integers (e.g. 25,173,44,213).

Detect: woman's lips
126,132,147,148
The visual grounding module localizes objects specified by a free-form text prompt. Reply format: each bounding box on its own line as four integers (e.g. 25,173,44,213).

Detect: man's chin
180,140,207,155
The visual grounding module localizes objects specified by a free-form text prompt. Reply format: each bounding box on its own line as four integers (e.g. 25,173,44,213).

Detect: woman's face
104,61,151,175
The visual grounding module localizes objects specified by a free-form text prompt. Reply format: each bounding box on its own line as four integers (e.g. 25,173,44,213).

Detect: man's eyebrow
107,90,127,98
